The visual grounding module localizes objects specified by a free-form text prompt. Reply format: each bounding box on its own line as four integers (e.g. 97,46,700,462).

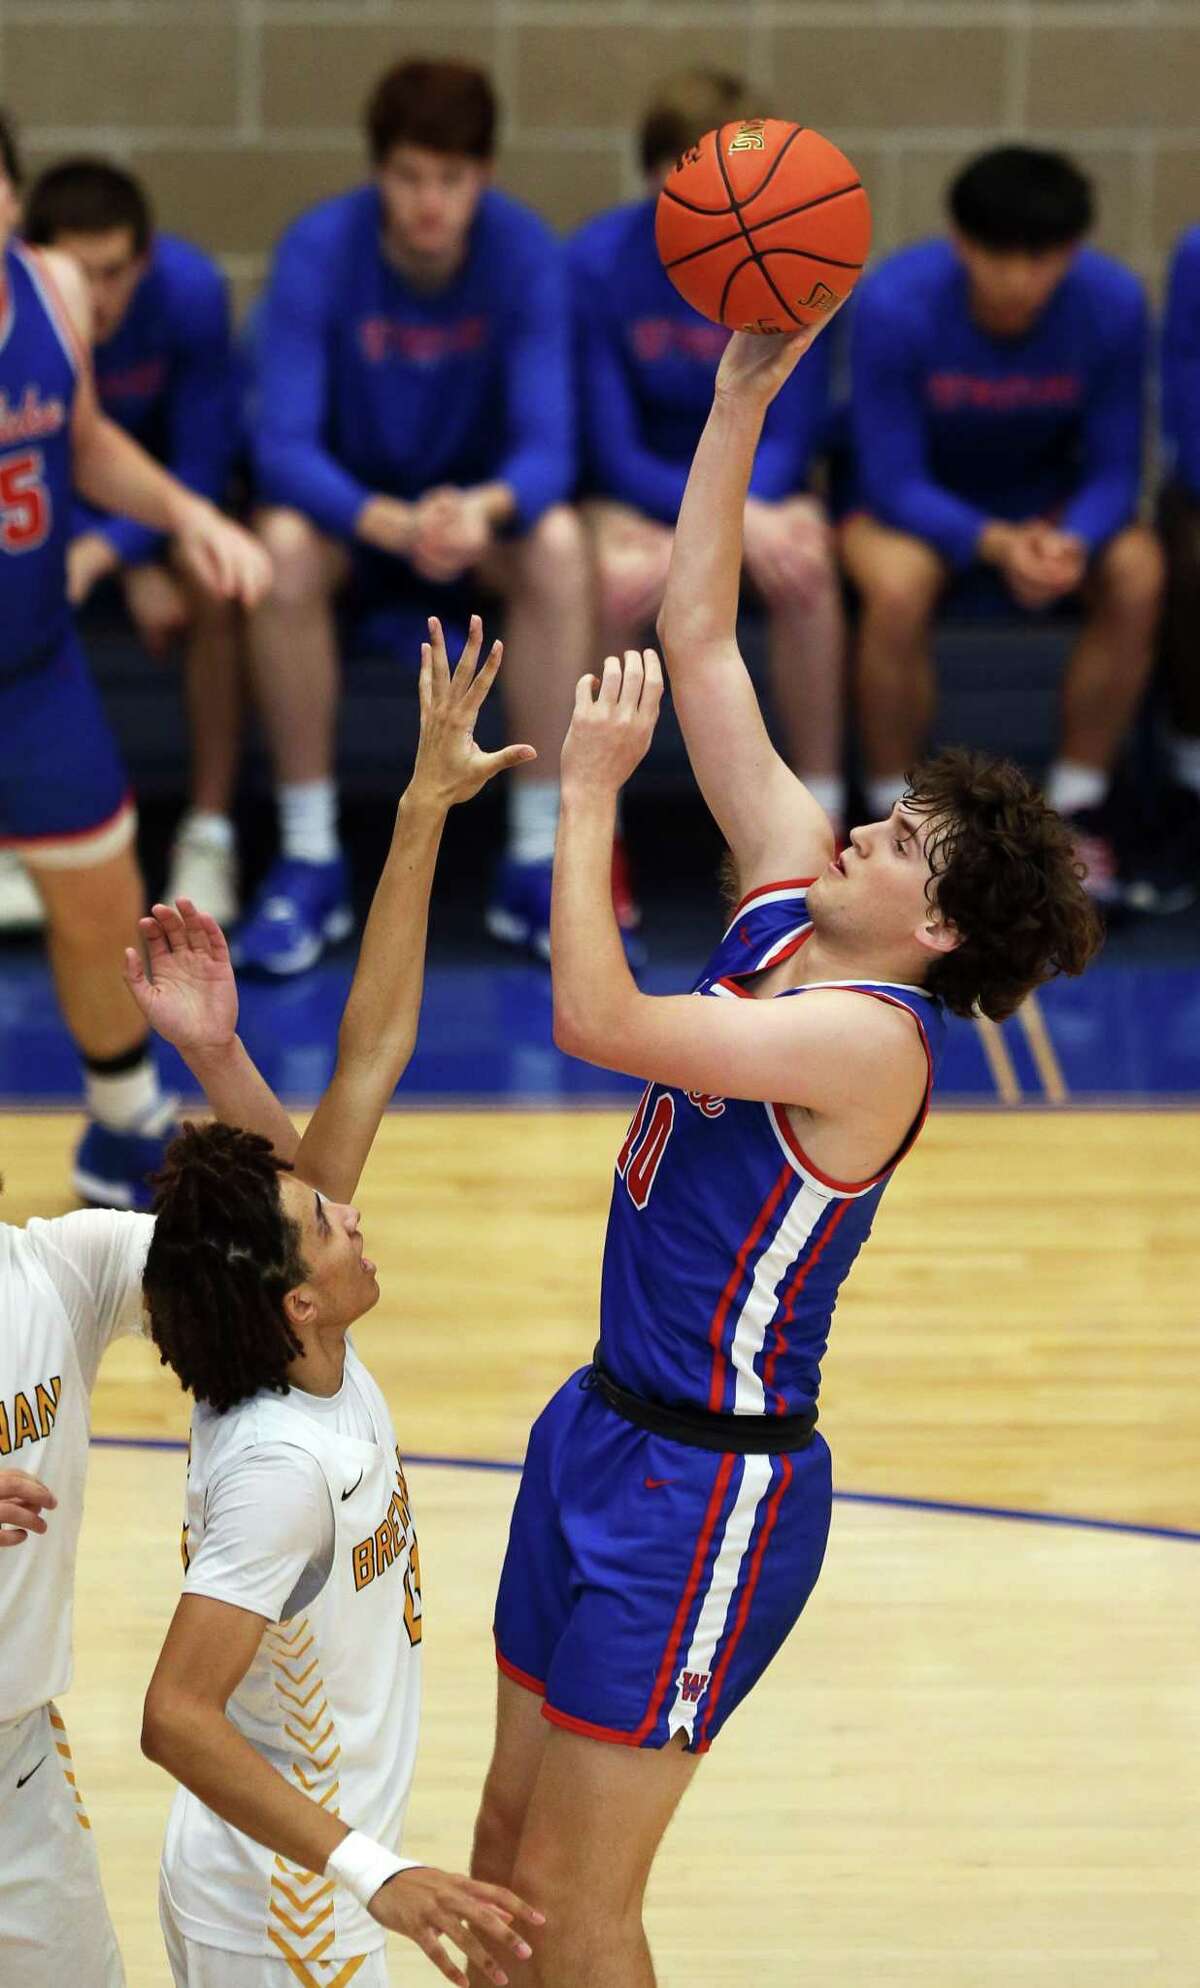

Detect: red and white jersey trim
722,877,816,938
13,246,84,376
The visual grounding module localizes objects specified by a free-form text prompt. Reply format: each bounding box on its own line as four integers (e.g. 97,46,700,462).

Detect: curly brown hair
905,748,1103,1021
143,1123,308,1415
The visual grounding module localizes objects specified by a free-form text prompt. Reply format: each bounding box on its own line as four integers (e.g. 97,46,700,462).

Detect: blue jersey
1163,225,1200,502
850,238,1147,568
253,185,574,540
72,232,238,567
569,199,831,523
0,244,79,674
598,880,947,1419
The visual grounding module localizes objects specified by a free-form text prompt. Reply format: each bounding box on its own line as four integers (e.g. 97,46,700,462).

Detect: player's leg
511,1727,698,1988
479,504,593,956
0,1703,125,1986
237,508,354,974
743,495,847,834
585,499,675,655
0,638,174,1206
1160,482,1200,793
165,561,245,924
1048,522,1164,900
583,499,675,936
840,512,947,817
468,1675,551,1923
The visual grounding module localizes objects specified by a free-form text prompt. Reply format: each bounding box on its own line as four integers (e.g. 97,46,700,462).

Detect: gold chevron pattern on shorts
48,1703,91,1830
264,1617,361,1984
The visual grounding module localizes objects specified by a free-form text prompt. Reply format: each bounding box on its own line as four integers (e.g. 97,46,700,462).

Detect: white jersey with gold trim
0,1211,153,1725
160,1343,422,1966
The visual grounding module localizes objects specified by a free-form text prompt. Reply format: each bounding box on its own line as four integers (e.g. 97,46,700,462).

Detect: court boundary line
89,1436,1200,1545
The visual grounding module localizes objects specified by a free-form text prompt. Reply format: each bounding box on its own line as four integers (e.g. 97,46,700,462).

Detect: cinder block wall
4,0,1198,313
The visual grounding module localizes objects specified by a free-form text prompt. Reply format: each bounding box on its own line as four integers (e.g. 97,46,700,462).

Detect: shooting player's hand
561,647,664,796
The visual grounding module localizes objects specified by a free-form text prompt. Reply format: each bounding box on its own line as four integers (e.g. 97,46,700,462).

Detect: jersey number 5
617,1084,676,1210
0,450,51,553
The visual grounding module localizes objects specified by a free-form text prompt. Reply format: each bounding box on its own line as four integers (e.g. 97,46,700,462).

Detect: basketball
655,118,872,332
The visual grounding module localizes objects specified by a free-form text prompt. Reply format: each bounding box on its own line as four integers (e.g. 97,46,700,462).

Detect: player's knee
517,504,589,598
1094,527,1165,623
857,547,940,635
255,508,331,611
470,1785,524,1884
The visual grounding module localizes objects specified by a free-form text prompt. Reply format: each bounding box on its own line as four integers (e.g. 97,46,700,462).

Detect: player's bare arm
0,1469,57,1546
553,650,928,1178
39,248,271,610
142,1595,542,1988
124,897,302,1160
656,323,839,890
294,616,535,1203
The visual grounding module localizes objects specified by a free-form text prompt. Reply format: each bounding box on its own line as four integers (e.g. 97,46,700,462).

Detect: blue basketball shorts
493,1369,833,1753
0,633,134,863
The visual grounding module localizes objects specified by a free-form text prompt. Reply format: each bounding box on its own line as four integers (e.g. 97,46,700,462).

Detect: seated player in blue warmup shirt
242,59,588,975
1159,226,1200,818
25,160,244,927
570,71,847,839
843,147,1163,907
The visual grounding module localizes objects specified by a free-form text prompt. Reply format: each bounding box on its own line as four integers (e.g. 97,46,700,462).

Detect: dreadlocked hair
905,748,1103,1022
143,1122,308,1415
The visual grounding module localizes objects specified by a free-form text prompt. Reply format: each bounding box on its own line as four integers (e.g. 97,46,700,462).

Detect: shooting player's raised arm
656,327,839,897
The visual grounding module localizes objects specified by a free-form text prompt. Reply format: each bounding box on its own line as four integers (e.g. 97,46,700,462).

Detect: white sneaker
165,819,240,926
0,849,46,932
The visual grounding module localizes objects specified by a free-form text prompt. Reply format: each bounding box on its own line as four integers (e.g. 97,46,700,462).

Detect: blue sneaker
72,1116,175,1212
485,855,646,968
486,856,553,961
231,855,353,976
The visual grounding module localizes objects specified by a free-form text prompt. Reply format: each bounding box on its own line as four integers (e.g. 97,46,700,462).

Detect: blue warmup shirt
1163,226,1200,502
569,198,831,521
253,185,574,540
850,239,1148,569
71,232,238,566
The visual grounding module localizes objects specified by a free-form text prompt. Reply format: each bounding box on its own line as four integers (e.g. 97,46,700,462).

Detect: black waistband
585,1350,818,1455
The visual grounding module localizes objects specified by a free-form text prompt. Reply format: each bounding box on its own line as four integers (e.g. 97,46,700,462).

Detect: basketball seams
723,119,807,208
713,129,801,330
663,182,867,275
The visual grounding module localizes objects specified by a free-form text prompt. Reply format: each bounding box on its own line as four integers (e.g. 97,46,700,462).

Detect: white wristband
325,1830,422,1908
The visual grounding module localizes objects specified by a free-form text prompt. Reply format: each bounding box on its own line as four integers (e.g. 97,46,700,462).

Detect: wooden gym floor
6,1106,1199,1985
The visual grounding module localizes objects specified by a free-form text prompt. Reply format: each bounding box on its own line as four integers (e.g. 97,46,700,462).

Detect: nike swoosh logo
341,1470,364,1502
644,1477,672,1491
16,1756,46,1789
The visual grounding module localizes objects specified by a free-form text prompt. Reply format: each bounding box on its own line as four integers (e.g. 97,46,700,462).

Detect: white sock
508,779,560,866
178,809,234,852
1168,730,1200,797
86,1054,169,1134
278,780,339,865
801,773,846,822
865,774,906,821
1046,760,1106,817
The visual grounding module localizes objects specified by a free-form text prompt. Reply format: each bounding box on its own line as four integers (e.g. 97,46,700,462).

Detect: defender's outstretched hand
715,319,835,405
123,898,238,1057
370,1865,544,1988
411,615,536,807
561,648,664,796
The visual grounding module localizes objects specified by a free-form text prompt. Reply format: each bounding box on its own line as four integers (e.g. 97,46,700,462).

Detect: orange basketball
655,118,871,333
